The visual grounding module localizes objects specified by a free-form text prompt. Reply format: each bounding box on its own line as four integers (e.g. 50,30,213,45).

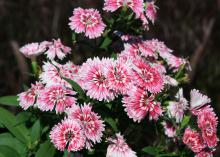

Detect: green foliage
0,96,19,107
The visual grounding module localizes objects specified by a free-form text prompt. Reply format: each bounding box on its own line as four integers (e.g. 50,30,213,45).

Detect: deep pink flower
40,61,78,88
182,128,205,153
18,82,44,110
50,119,85,152
78,57,115,101
190,89,211,115
67,104,105,147
162,122,176,138
197,108,218,148
37,85,76,113
106,133,137,157
19,42,46,58
132,59,164,93
138,41,157,58
195,151,213,157
104,0,144,17
145,2,157,23
106,61,132,94
44,39,71,60
167,89,188,123
69,8,106,39
123,86,162,122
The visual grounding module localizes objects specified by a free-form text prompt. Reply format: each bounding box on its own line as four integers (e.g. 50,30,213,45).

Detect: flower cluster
17,0,218,156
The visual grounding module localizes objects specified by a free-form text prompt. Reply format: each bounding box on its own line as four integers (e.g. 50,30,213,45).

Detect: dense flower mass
50,119,85,152
16,0,219,156
106,133,137,157
69,8,106,39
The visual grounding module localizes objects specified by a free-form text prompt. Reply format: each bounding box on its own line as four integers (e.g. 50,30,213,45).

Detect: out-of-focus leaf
63,78,86,100
0,145,21,157
104,118,118,132
0,133,27,156
31,120,41,144
100,37,112,51
0,107,29,145
142,146,158,155
180,115,190,129
156,152,178,157
35,141,55,157
0,96,19,107
16,112,32,124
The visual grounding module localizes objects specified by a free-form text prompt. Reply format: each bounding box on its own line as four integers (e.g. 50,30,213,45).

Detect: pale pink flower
19,42,46,58
138,41,158,58
67,104,105,146
106,61,132,94
132,59,164,93
104,0,144,17
123,86,162,122
78,57,115,101
18,82,44,110
44,39,71,60
162,121,176,138
69,8,106,39
145,2,157,23
164,75,178,86
195,151,213,157
40,61,78,88
167,54,186,71
50,119,85,152
190,89,211,113
167,88,188,123
197,107,218,148
106,133,137,157
182,128,205,153
37,85,76,113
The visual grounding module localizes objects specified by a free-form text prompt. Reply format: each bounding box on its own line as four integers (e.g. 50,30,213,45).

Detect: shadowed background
0,0,220,155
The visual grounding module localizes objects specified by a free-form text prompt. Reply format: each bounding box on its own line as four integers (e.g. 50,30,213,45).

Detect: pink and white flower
37,85,76,113
123,86,162,122
167,88,188,123
197,107,218,148
78,57,115,101
69,8,106,39
44,39,71,60
50,119,85,152
106,133,137,157
162,121,176,138
195,151,213,157
145,1,157,23
19,42,46,58
67,104,105,146
104,0,144,17
182,128,205,153
132,59,164,93
18,82,44,110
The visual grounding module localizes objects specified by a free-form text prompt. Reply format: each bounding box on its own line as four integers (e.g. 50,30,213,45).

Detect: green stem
31,57,38,76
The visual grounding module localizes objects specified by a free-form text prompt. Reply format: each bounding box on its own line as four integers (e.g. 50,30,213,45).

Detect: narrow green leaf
0,96,19,107
0,145,21,157
31,120,41,144
142,146,158,155
180,115,190,129
100,37,112,50
104,118,118,132
0,107,28,145
36,141,55,157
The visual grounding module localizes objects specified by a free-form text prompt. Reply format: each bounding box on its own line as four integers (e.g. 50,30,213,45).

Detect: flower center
64,130,74,142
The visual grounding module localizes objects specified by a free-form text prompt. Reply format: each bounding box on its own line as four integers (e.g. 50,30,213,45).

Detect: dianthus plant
13,0,219,157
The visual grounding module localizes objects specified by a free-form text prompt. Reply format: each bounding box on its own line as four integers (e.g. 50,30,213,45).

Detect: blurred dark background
0,0,220,155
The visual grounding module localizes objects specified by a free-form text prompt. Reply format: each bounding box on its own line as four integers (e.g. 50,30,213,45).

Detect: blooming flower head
18,82,44,110
132,59,164,93
106,133,137,157
162,121,176,138
44,39,71,60
19,42,46,58
167,88,188,123
195,151,213,157
78,57,115,101
50,119,85,152
182,128,205,153
106,60,132,94
67,104,105,146
190,89,211,114
69,8,106,39
123,86,162,122
104,0,144,17
197,107,218,148
145,1,157,23
37,85,76,113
